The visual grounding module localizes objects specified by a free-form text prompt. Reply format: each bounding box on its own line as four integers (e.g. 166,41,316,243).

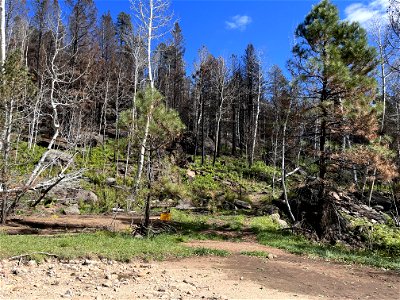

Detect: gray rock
82,259,95,266
105,177,117,186
75,190,98,205
61,290,73,298
102,281,113,288
12,268,21,275
44,150,73,166
176,200,196,210
166,199,175,206
186,170,196,179
277,219,288,228
63,204,80,215
270,213,288,228
47,188,98,205
27,260,37,267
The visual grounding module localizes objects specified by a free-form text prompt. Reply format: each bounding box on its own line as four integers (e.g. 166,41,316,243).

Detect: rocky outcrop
44,150,74,166
47,187,98,206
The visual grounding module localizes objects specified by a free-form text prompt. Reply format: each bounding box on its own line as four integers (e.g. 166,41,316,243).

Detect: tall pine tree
290,0,396,236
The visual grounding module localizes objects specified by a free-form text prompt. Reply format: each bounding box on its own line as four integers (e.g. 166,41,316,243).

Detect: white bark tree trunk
0,0,5,66
249,62,263,167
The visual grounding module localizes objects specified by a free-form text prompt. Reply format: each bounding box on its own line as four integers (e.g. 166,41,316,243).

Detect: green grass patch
250,216,281,232
240,250,269,257
0,231,232,261
0,232,223,262
256,230,400,270
192,247,230,257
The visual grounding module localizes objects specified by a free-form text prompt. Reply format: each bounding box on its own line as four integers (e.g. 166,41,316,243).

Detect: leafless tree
130,0,172,197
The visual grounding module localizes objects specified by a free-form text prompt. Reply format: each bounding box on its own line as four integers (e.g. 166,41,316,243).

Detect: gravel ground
1,240,399,300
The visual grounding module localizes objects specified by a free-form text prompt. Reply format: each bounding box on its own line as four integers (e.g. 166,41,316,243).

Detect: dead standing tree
212,56,233,166
0,4,86,223
130,0,172,199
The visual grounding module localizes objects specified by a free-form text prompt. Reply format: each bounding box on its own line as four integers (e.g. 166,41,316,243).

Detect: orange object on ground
160,212,171,221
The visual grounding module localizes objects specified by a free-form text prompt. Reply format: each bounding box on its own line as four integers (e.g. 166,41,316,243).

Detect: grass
255,229,400,270
249,215,400,270
2,210,400,270
192,247,230,257
0,232,197,262
240,250,269,257
237,215,400,270
0,228,230,262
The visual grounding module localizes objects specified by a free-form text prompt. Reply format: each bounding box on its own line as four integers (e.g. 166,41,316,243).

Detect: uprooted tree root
281,183,397,247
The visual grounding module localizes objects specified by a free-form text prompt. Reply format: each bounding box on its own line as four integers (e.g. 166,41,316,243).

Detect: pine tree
290,0,396,236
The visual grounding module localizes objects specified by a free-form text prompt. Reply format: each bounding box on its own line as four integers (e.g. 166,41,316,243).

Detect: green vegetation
240,250,269,257
192,247,230,257
0,232,193,262
3,140,400,270
1,209,400,270
348,218,400,256
256,229,400,270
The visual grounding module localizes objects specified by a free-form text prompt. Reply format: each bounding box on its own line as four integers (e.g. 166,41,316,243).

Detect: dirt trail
1,240,399,300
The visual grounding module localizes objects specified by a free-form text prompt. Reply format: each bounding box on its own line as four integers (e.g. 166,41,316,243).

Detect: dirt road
1,240,399,300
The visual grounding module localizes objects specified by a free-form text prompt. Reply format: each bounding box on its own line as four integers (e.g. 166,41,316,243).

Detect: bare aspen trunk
281,97,295,222
26,79,59,187
213,105,223,165
124,51,140,182
29,90,43,150
193,92,201,162
115,71,122,177
1,99,14,224
131,0,170,200
213,59,226,166
271,117,279,195
0,0,7,222
0,0,5,66
134,103,153,194
249,68,262,167
0,0,5,153
201,95,205,165
26,13,64,187
100,78,110,138
132,0,159,198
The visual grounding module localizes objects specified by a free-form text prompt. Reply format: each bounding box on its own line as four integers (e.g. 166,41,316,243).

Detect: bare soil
1,215,399,299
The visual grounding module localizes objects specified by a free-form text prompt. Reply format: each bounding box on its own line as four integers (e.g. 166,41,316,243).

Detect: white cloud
345,0,389,27
225,15,252,31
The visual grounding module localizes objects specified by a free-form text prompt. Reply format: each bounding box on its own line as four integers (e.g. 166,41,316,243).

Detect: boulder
75,190,98,205
186,170,196,180
63,204,80,215
106,177,117,186
44,150,73,166
48,188,98,205
175,200,196,210
270,213,288,228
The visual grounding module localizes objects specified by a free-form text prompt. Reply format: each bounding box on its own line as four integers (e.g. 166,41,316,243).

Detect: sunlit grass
2,210,400,270
0,232,194,262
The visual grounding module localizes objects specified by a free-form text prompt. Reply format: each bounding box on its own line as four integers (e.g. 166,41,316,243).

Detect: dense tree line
0,0,400,235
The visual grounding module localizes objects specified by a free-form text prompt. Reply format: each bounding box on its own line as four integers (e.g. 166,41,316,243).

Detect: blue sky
95,0,389,73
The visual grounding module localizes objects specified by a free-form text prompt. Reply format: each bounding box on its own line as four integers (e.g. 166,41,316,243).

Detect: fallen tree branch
9,252,58,261
0,169,85,194
276,167,302,182
31,176,65,208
